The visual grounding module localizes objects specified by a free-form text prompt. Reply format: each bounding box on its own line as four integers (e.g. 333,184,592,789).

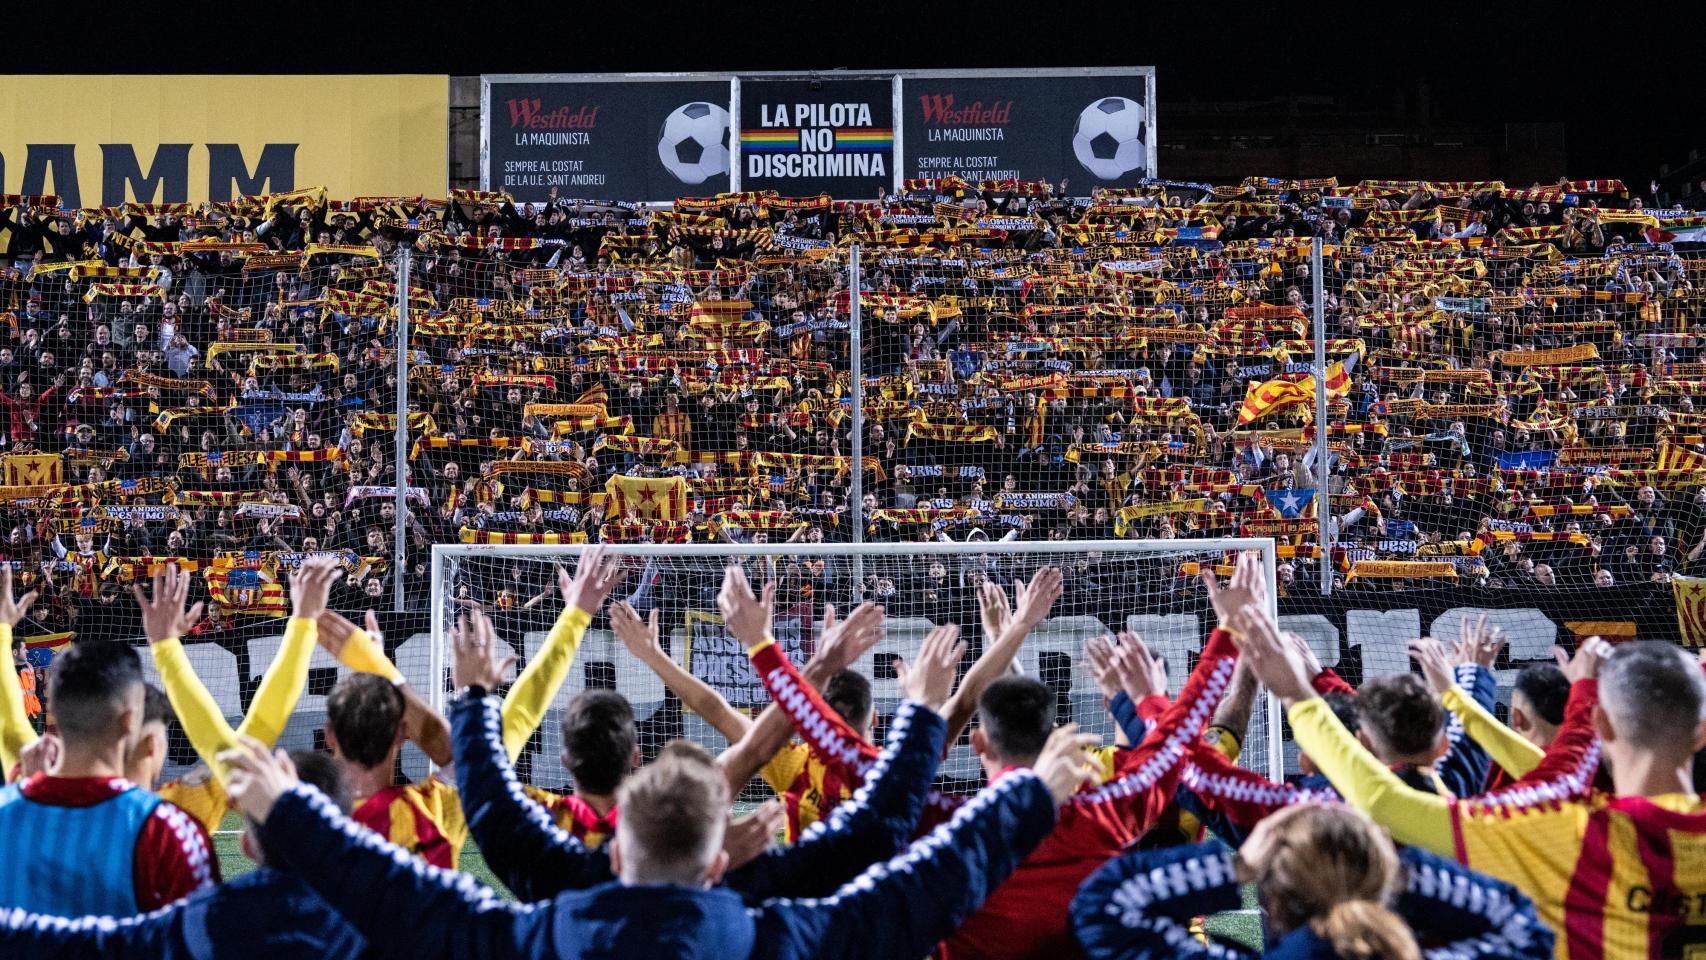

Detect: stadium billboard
0,75,446,206
899,68,1157,188
732,75,897,198
482,74,734,203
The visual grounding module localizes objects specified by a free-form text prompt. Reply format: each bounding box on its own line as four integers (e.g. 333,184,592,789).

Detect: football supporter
449,602,962,902
0,750,369,960
10,633,40,733
220,695,1102,960
1072,803,1554,960
1238,598,1706,959
0,593,216,914
307,545,628,867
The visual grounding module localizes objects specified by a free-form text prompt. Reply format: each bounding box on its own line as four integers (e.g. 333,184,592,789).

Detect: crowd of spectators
2,173,1705,635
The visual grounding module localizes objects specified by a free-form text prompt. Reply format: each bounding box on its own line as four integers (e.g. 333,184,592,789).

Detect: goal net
430,537,1282,792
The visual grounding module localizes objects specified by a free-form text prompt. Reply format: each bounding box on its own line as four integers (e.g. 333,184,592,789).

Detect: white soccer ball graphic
658,101,731,185
1071,97,1148,181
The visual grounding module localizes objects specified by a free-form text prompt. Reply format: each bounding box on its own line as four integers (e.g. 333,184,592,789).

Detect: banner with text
0,75,446,206
901,71,1155,187
484,77,732,203
737,76,895,197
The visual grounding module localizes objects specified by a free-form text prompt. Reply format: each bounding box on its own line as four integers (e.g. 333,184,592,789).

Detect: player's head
1238,804,1419,960
48,640,146,755
1298,693,1360,778
972,675,1054,770
611,741,728,888
1510,663,1570,747
1597,641,1706,774
1351,674,1446,766
561,689,638,796
325,673,406,771
125,684,172,790
246,751,351,867
825,670,874,741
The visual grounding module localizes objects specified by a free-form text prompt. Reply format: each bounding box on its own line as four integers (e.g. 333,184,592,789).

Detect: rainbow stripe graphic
740,128,894,152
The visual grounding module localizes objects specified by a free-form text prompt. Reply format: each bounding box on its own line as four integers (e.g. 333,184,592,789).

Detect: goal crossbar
429,537,1282,775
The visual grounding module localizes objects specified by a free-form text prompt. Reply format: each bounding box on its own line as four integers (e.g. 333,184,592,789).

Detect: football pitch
212,813,1262,949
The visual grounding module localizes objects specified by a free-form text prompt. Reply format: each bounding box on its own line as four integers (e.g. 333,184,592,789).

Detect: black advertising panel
737,76,895,198
484,77,732,202
901,71,1155,188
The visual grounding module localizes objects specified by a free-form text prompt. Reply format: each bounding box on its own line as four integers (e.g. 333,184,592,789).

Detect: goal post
429,537,1282,786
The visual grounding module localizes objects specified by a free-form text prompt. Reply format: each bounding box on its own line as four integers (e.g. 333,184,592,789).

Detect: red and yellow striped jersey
760,743,858,843
522,786,619,849
351,778,467,870
1291,677,1706,960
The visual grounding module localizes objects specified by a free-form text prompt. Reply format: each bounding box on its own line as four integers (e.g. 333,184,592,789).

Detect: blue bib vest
0,780,162,916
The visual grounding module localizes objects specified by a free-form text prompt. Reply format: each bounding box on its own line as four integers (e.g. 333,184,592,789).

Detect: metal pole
848,245,866,588
394,247,411,614
1261,537,1285,780
1311,238,1331,596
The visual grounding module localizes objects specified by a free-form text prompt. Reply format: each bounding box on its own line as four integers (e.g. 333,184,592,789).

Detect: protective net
432,539,1280,793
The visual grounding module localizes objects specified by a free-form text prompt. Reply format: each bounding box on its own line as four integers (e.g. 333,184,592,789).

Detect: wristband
449,684,489,707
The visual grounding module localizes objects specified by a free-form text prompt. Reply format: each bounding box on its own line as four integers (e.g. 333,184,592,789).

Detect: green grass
214,815,1262,950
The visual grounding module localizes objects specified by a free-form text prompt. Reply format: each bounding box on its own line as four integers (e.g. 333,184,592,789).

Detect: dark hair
1356,675,1445,758
291,750,352,814
824,670,873,729
1601,641,1706,747
562,690,636,796
47,640,143,744
977,675,1055,762
254,751,350,865
142,683,172,728
326,673,406,769
1512,664,1570,726
1324,692,1361,736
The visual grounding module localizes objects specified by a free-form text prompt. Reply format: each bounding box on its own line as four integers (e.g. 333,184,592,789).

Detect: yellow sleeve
159,772,230,836
1287,696,1455,854
1204,725,1243,763
234,618,317,748
1091,745,1119,784
760,743,808,797
425,778,469,852
500,604,591,762
338,626,405,684
152,637,241,784
1441,685,1546,779
0,623,38,776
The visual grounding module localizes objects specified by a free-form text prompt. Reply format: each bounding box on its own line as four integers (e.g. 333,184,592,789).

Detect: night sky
11,1,1699,186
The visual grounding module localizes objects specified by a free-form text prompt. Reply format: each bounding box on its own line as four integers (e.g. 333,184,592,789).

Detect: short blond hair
615,740,728,885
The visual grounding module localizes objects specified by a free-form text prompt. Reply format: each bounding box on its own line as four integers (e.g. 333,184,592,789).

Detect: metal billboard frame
479,67,1157,199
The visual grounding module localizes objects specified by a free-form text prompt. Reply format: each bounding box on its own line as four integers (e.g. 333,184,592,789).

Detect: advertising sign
0,75,446,206
900,69,1156,188
483,75,732,202
735,76,895,197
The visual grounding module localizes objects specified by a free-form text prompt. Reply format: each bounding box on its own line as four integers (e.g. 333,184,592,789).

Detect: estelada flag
1237,358,1354,425
1674,575,1706,648
604,474,688,522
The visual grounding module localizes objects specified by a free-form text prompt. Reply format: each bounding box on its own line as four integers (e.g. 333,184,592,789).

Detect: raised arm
1237,607,1455,854
317,610,452,768
1407,634,1499,797
500,547,626,761
612,600,751,744
942,569,1062,746
447,608,613,898
150,561,334,785
0,569,42,775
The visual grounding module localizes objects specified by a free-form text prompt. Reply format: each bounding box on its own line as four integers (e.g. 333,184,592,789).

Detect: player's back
351,777,467,869
0,774,212,916
938,787,1138,960
1457,790,1706,958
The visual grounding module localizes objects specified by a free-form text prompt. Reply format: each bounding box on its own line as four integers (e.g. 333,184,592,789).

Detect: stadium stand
2,176,1705,729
